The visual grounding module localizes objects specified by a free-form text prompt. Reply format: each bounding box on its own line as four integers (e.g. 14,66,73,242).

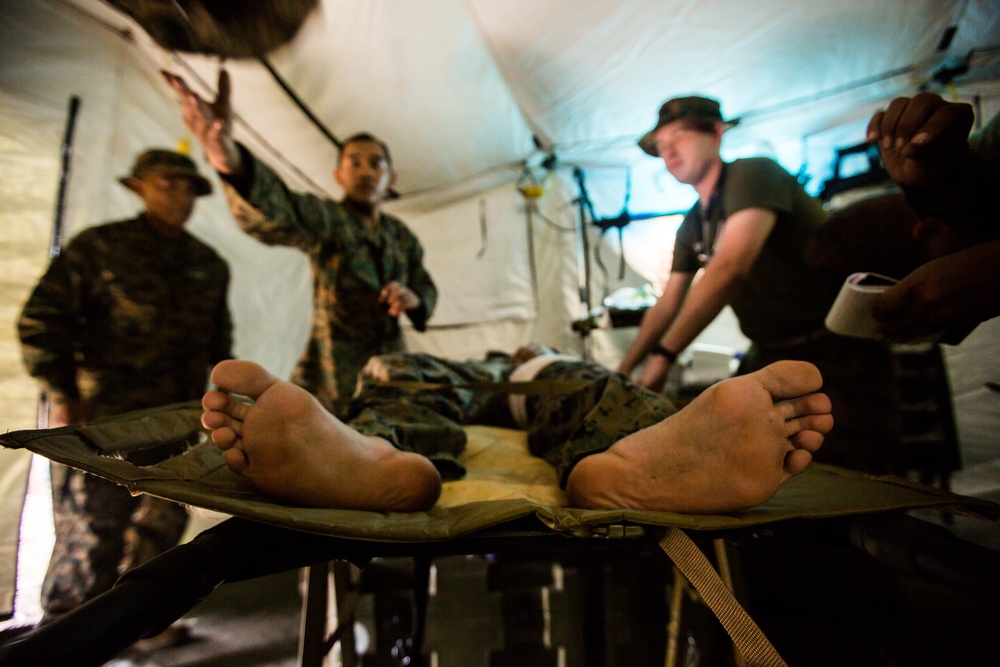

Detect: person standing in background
18,148,233,636
163,69,438,412
619,95,900,474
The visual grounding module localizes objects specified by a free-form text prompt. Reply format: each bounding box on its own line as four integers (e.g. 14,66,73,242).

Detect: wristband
651,344,678,363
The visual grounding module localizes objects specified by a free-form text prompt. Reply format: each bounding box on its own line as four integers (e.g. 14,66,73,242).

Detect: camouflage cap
637,96,737,157
119,149,213,196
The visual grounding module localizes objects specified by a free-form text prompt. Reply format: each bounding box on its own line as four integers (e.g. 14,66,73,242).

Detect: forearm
409,272,438,332
398,242,437,331
875,239,1000,342
216,143,253,194
405,302,429,330
659,263,745,355
19,319,81,401
619,296,679,372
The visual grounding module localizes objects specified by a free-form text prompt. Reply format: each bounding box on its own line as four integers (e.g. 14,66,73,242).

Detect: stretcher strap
659,527,787,667
381,378,592,396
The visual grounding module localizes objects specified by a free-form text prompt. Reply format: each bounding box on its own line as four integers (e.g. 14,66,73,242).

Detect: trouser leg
345,352,517,479
40,466,138,615
120,495,189,572
523,361,677,488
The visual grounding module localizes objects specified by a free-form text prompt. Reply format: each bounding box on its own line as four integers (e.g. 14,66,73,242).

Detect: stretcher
1,400,997,666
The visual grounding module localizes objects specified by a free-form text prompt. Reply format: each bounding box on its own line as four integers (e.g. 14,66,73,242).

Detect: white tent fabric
2,0,999,621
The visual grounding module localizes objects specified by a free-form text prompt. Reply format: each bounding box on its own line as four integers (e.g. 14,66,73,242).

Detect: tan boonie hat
119,149,213,196
637,95,738,156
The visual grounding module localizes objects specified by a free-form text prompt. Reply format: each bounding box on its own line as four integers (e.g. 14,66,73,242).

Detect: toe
757,360,824,400
202,410,244,437
202,389,229,411
210,360,280,401
789,429,826,453
777,392,832,423
222,446,250,474
783,448,814,478
211,426,239,449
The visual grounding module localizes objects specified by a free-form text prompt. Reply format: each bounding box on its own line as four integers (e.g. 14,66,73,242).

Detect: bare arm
635,207,776,391
617,271,693,376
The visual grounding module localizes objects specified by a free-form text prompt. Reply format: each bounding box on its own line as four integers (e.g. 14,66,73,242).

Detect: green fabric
2,402,995,542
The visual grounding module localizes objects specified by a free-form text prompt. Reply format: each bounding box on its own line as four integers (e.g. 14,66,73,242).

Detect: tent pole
37,95,82,429
571,168,600,360
49,96,80,262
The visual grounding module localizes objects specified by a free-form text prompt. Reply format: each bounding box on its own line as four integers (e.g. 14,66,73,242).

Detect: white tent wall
3,0,1000,622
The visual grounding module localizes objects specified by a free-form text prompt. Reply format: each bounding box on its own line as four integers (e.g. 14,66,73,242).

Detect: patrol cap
637,95,737,156
119,149,213,196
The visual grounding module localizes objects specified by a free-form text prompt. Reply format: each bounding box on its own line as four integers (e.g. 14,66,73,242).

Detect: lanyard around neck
696,163,727,264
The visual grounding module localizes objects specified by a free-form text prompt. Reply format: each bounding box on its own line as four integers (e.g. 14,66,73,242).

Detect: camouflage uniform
18,214,232,615
346,352,676,487
222,148,437,410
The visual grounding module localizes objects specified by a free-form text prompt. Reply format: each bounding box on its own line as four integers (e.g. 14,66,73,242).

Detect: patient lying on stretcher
201,348,833,515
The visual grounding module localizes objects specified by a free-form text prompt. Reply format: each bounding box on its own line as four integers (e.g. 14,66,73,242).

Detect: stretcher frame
0,401,997,666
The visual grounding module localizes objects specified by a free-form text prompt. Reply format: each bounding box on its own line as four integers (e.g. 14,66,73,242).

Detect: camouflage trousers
739,333,901,475
341,353,677,488
41,463,188,615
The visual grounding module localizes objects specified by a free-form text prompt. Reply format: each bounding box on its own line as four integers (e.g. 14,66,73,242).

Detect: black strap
379,378,592,397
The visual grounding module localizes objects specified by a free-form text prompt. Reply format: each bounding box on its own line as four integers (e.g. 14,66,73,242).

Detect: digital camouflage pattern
18,215,233,414
18,214,232,614
346,352,677,487
223,149,438,410
40,464,190,614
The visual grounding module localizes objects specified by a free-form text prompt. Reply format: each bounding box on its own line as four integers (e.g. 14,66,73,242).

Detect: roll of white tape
824,272,897,339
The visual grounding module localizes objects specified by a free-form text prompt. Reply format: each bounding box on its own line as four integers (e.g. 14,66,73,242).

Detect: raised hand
867,92,974,188
161,68,243,175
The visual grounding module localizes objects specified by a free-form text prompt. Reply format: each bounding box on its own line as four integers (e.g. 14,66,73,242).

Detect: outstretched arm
868,93,1000,342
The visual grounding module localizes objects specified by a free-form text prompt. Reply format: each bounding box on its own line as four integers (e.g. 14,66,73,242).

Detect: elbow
709,260,750,292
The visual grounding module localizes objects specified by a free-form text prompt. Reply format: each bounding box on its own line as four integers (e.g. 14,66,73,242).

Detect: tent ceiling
65,0,1000,204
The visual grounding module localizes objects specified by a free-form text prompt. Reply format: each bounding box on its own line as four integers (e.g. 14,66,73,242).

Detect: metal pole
49,95,81,261
37,95,81,429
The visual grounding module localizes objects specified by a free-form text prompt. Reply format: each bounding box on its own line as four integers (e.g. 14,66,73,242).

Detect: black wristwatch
651,344,678,363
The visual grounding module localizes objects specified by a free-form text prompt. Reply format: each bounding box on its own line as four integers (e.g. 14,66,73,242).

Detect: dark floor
5,521,1000,667
105,567,304,667
3,457,1000,666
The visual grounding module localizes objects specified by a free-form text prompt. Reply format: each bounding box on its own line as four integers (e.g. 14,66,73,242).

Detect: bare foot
201,360,442,511
566,360,833,513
